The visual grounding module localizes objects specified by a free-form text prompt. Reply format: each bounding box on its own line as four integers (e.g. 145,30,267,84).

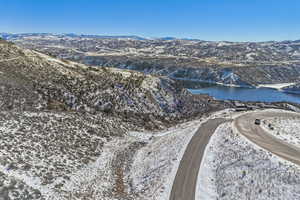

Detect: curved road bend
170,118,228,200
234,111,300,166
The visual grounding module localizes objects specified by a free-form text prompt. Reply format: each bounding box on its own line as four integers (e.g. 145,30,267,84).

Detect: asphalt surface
170,110,300,200
234,111,300,166
169,118,228,200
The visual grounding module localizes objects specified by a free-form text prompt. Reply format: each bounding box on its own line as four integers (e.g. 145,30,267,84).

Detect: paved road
170,110,300,200
234,111,300,166
169,118,228,200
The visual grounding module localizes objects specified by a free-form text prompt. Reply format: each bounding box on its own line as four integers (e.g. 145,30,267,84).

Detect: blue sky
1,0,299,41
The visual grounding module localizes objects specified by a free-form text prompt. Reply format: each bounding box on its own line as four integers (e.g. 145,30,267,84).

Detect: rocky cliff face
3,33,300,87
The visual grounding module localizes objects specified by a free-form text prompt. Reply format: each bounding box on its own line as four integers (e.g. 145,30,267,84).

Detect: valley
0,39,225,199
1,36,300,200
3,0,300,199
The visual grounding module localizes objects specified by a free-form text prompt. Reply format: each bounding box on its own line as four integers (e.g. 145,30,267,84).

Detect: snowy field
197,122,300,200
127,119,202,200
262,117,300,147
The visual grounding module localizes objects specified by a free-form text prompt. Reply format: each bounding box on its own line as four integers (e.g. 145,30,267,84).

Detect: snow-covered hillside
197,122,300,200
3,33,300,87
262,117,300,146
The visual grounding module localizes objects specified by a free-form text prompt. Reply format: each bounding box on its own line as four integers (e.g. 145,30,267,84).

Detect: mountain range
2,33,300,88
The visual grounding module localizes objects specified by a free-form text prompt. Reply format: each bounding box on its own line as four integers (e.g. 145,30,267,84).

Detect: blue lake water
189,85,300,104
